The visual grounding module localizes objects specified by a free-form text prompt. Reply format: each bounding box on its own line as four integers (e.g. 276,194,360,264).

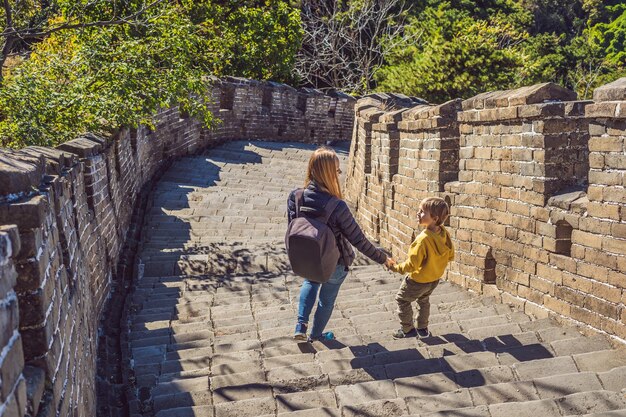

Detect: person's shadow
293,329,554,390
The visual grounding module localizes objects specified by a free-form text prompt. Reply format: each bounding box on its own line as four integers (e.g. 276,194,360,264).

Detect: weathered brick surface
347,79,626,341
0,225,27,417
0,80,355,417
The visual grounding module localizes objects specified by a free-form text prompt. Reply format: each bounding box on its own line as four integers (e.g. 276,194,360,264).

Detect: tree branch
4,0,167,39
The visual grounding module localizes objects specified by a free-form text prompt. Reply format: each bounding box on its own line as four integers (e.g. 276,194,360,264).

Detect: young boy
389,197,455,339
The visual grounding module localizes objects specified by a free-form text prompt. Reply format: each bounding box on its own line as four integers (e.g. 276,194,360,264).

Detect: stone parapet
345,94,461,259
0,79,356,417
347,79,626,342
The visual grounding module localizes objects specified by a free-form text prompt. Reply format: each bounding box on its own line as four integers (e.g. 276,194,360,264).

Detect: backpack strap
322,197,341,224
294,189,305,218
323,196,350,271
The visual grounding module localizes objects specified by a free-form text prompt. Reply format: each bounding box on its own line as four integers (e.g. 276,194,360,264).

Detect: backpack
285,189,341,283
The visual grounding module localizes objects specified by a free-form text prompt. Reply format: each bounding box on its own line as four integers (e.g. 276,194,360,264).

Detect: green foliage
194,1,302,82
0,0,302,148
521,0,587,37
375,0,626,102
0,4,214,148
375,3,529,102
587,4,626,65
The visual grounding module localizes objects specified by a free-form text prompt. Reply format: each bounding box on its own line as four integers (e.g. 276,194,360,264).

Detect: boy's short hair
421,197,449,226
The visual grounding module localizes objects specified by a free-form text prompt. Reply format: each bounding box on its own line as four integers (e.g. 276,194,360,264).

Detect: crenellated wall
0,78,355,417
345,93,461,252
346,79,626,342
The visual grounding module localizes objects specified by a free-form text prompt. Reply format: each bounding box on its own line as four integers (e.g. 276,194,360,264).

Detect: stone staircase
123,141,626,417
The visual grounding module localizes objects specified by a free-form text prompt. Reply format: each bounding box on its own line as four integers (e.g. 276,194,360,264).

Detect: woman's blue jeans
297,264,348,338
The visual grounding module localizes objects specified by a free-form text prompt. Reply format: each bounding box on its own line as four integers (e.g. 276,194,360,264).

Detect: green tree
0,1,170,82
566,3,626,98
194,0,302,82
375,3,529,102
587,3,626,65
0,0,303,148
0,3,214,148
375,0,625,102
520,0,587,38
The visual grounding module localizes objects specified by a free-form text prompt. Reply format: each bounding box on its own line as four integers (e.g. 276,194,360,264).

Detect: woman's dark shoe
392,328,417,339
294,323,308,341
309,331,334,342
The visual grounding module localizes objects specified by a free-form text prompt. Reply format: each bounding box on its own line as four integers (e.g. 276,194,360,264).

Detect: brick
586,101,620,117
571,230,603,250
584,248,618,269
0,196,49,231
529,276,554,295
0,333,25,401
603,237,626,256
583,296,619,319
587,202,620,220
405,390,472,414
549,254,577,273
543,295,571,316
576,262,608,282
276,390,337,413
342,398,408,417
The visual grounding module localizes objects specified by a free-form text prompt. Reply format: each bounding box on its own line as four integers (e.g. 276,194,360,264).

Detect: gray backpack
285,189,341,283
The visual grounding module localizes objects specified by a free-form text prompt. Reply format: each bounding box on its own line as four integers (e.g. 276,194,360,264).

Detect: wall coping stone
56,135,107,158
593,77,626,102
380,108,409,123
0,150,46,197
359,107,385,122
547,188,588,211
462,82,578,110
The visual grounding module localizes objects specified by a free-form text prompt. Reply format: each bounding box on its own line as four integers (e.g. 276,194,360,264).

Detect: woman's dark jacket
287,182,387,268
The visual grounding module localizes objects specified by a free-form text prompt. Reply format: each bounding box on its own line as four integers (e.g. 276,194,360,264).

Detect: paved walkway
125,141,626,417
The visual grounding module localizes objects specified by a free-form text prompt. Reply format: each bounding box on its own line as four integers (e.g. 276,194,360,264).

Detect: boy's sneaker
309,331,334,342
392,328,417,339
294,323,308,341
416,328,430,338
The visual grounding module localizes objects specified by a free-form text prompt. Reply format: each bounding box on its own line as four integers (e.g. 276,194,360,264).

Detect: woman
287,146,395,341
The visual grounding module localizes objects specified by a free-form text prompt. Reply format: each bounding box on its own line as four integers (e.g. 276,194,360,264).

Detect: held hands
384,257,397,270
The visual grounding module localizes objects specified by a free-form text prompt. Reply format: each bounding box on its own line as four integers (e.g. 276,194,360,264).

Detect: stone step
155,405,214,417
411,389,626,417
276,389,339,415
153,390,212,413
277,407,340,417
342,398,408,417
153,376,209,398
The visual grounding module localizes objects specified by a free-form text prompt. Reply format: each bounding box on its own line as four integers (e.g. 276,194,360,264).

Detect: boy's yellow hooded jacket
391,226,455,283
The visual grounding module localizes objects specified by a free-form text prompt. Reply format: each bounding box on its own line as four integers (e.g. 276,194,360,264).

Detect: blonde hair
421,197,449,226
305,146,343,199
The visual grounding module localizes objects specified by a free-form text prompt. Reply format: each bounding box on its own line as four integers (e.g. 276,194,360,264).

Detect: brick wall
0,79,355,417
346,79,626,342
0,226,28,417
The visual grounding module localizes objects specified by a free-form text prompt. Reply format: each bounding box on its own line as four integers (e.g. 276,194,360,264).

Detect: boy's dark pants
395,277,440,332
